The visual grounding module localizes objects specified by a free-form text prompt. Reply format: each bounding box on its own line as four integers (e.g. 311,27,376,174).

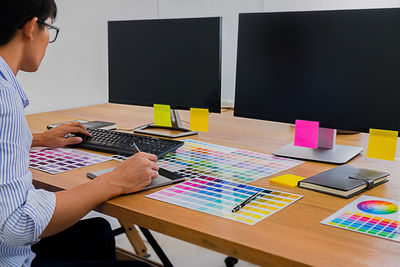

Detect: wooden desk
27,104,400,266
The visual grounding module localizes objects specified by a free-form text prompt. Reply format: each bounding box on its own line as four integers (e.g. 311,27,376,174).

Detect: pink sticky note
294,120,319,149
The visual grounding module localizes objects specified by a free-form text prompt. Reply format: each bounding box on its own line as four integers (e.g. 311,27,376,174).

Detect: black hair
0,0,57,46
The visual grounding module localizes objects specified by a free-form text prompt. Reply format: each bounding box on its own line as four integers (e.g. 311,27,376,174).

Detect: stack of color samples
147,176,303,225
158,139,304,183
29,148,111,174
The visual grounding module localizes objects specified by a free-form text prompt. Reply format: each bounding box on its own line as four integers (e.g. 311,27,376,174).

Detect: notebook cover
298,165,389,198
300,180,388,199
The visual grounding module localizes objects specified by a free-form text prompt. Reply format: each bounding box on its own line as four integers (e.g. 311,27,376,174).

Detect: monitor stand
273,128,363,164
134,109,197,138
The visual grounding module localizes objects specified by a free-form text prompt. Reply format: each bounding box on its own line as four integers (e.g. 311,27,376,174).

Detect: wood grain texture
118,219,148,256
28,104,400,266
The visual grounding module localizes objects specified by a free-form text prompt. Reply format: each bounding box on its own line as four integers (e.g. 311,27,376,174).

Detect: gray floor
84,211,259,267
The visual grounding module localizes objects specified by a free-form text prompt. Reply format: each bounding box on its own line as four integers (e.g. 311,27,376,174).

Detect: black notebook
298,165,389,198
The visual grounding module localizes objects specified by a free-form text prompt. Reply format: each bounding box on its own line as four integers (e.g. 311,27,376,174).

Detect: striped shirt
0,56,56,267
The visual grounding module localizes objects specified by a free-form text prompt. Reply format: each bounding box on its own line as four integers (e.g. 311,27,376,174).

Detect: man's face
21,18,51,72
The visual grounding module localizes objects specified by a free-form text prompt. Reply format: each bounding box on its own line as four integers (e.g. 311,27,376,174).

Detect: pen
130,142,141,153
131,141,163,176
232,191,262,213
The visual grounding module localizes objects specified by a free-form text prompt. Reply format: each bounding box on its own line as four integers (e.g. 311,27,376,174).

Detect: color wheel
357,200,398,215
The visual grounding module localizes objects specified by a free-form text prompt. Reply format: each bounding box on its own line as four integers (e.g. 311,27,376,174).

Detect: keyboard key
72,128,184,158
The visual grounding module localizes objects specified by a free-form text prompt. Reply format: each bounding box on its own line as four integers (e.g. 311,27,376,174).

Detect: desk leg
139,227,173,267
118,220,148,257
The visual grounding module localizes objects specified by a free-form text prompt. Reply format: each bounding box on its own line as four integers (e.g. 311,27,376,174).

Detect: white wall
19,0,400,114
20,0,158,114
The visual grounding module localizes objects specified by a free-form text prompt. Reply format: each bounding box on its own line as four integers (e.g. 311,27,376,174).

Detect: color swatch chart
321,195,400,242
147,176,303,225
29,148,111,174
158,139,304,184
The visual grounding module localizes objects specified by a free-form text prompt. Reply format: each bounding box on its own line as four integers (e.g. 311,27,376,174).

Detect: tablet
87,167,184,192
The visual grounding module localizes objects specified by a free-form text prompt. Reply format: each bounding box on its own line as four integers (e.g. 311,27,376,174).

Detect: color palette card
158,139,304,184
29,148,111,175
321,195,400,242
147,176,303,225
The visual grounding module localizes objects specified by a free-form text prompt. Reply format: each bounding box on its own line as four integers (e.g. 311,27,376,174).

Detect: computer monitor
234,8,400,163
108,17,222,138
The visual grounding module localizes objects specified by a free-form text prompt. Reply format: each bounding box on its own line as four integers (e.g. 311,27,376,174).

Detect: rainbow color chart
147,176,303,225
321,195,400,242
29,148,111,174
158,139,304,183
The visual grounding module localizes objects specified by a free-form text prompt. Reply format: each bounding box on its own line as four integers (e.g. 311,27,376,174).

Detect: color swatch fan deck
29,148,111,174
158,139,304,183
321,195,400,242
147,176,303,225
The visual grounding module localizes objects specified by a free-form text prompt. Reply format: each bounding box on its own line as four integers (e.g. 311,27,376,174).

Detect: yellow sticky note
154,104,172,127
270,174,305,188
366,129,398,161
190,108,209,132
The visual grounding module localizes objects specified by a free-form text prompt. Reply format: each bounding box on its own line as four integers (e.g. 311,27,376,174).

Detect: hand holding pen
105,142,159,194
130,141,160,176
130,142,141,153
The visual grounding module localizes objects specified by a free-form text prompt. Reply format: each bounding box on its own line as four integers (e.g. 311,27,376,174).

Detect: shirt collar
0,56,30,108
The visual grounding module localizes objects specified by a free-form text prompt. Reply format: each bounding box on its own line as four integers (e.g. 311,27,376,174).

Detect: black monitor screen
234,8,400,133
108,17,221,113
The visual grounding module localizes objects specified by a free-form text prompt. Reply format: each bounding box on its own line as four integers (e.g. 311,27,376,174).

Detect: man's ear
21,17,38,42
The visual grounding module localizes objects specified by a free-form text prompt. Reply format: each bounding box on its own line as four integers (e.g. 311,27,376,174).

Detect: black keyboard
73,128,184,158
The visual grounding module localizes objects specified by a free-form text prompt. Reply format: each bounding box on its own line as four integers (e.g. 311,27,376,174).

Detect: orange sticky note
154,104,172,127
190,108,209,132
270,174,305,188
366,129,398,161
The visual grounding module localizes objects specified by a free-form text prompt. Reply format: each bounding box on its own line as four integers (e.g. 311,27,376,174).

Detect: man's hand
32,122,91,148
99,152,159,195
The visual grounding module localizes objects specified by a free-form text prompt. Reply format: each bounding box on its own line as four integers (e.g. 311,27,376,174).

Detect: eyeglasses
37,19,60,43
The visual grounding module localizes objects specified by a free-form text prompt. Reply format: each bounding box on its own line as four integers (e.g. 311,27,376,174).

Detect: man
0,1,159,266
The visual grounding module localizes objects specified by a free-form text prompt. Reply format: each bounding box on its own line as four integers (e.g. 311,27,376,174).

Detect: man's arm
31,121,160,238
32,122,90,148
40,152,159,238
